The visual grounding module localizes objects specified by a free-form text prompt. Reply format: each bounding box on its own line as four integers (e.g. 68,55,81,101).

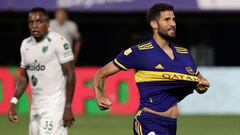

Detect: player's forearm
13,76,29,99
13,68,29,99
94,69,107,97
94,62,120,97
65,68,76,108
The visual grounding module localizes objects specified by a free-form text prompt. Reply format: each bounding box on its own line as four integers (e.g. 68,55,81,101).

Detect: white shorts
29,108,67,135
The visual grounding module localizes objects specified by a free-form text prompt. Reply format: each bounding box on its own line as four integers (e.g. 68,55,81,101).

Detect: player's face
56,10,67,23
28,12,49,38
155,10,176,40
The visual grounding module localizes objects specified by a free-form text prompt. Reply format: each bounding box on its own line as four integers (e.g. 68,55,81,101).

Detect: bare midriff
142,104,179,119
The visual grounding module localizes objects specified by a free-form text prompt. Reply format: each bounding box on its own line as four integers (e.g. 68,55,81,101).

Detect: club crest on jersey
185,66,195,75
42,46,48,53
63,43,70,50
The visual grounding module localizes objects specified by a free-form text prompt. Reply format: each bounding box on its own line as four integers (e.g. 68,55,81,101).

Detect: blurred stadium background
1,0,240,135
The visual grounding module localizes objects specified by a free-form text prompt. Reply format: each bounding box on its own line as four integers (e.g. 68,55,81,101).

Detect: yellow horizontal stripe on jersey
143,42,152,45
175,47,187,50
114,59,127,70
175,47,188,52
175,48,188,51
176,50,188,52
175,47,187,49
135,70,200,83
176,49,188,51
176,51,189,54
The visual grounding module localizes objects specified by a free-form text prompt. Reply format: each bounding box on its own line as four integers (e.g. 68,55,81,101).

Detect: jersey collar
30,32,50,45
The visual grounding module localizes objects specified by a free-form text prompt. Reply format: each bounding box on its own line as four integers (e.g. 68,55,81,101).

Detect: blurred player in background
49,8,81,65
94,3,210,135
8,7,76,135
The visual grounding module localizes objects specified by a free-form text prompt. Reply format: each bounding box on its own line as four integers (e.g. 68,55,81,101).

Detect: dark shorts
133,111,177,135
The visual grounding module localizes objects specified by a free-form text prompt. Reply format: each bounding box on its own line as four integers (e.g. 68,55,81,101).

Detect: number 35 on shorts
43,120,53,133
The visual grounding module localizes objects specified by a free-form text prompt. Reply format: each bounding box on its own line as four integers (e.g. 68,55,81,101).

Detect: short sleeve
112,47,138,71
71,22,80,40
20,41,26,68
55,37,74,64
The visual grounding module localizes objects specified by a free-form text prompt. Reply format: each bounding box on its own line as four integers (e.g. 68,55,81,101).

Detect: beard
157,30,176,41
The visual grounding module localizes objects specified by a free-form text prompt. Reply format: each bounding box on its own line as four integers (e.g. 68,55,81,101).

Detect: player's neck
33,32,48,43
34,37,44,42
57,20,66,26
153,34,169,49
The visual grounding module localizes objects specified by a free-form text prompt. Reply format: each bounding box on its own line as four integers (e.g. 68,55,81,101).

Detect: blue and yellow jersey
113,38,200,112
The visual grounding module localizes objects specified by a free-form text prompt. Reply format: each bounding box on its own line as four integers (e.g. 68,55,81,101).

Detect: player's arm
94,47,136,110
8,68,29,122
61,61,76,127
55,35,75,127
71,22,81,65
94,61,120,110
72,39,81,65
196,74,210,94
188,52,210,94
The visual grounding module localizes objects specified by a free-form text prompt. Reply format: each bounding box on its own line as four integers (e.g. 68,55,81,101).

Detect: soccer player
8,7,76,135
94,3,210,135
49,8,81,65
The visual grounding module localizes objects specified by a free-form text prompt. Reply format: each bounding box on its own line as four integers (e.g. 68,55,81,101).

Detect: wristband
10,97,18,104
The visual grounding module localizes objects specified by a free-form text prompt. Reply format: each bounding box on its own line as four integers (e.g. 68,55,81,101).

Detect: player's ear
150,20,158,30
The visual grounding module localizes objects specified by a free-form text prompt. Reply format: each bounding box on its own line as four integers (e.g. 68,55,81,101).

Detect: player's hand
63,107,75,128
96,95,112,111
196,77,210,94
8,103,18,122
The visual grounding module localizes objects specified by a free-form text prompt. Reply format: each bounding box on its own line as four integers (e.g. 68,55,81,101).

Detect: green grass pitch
0,115,240,135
